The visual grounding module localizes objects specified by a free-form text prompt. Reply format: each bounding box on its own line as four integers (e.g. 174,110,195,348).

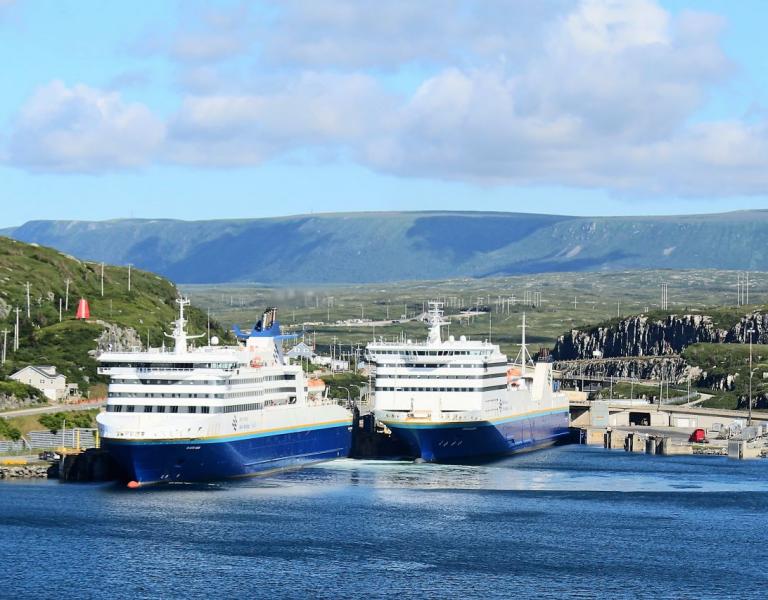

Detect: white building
285,342,316,362
312,356,350,372
10,365,79,401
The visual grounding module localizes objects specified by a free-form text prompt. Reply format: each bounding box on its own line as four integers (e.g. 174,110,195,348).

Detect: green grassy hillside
0,236,225,396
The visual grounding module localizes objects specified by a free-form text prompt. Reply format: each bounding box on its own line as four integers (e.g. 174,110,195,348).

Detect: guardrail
26,429,98,450
0,439,29,454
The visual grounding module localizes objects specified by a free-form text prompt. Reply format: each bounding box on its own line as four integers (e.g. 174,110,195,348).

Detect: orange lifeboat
307,378,326,392
507,367,521,387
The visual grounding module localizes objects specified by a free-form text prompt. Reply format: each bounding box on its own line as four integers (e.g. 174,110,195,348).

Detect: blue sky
0,0,766,227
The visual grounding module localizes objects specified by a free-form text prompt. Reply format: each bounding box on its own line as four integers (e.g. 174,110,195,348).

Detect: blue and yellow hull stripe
104,417,352,445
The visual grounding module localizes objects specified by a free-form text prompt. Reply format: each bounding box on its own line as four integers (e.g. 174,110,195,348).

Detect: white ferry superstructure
96,300,352,486
367,302,569,461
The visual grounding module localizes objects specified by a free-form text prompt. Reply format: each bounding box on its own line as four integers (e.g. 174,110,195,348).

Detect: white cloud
6,0,768,197
166,72,393,166
7,81,165,173
356,0,767,196
134,4,250,64
260,0,572,69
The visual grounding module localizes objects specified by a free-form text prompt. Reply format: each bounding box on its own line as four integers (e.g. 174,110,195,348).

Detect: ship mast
513,311,534,375
426,301,448,345
165,298,204,353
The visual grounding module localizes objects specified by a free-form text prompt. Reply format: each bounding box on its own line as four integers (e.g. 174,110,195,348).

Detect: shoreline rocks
0,464,52,479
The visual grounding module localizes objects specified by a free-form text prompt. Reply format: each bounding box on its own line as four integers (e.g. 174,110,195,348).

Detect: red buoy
75,298,90,320
127,480,140,489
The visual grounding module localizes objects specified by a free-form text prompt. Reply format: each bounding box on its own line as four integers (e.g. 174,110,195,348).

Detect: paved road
684,392,713,407
0,401,105,419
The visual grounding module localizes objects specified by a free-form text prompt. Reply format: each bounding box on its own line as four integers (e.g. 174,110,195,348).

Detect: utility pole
489,308,492,342
746,272,750,305
101,262,105,297
747,327,755,425
1,329,8,365
14,306,21,351
65,278,71,311
59,297,62,322
25,282,31,318
127,264,132,292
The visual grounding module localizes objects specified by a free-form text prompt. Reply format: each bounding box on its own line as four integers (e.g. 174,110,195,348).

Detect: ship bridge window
188,406,197,414
200,406,210,414
126,405,135,412
170,406,179,413
156,406,166,413
144,406,152,413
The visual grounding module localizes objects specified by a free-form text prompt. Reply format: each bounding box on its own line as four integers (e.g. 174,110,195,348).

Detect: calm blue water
2,445,768,599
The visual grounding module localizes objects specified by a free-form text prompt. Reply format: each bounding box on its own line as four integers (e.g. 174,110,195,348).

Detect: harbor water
2,445,768,599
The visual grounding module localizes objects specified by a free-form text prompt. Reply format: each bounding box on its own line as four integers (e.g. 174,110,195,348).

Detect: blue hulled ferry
97,300,352,486
367,303,569,462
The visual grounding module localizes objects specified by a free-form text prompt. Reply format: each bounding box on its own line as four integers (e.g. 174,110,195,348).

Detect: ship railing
307,397,347,408
99,366,238,374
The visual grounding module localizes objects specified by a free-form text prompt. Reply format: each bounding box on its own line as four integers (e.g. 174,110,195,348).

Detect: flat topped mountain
2,210,767,284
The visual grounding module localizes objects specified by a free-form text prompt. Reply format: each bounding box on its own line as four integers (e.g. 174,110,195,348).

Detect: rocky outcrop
553,314,725,360
0,395,44,411
726,312,768,344
737,393,768,411
92,321,143,354
697,372,738,392
554,357,690,383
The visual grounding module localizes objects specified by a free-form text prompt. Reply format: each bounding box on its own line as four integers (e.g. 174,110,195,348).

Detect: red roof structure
75,298,90,320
